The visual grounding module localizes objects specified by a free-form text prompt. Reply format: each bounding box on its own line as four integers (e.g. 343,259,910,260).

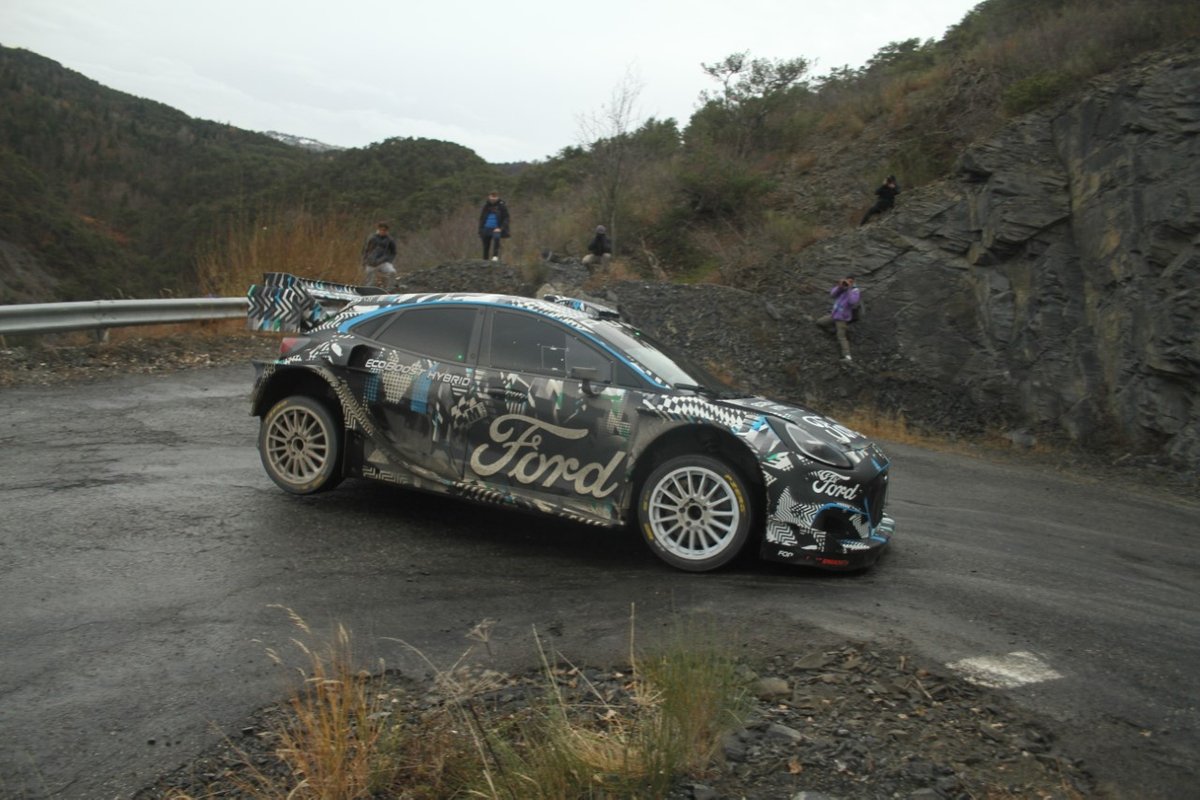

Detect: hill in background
0,45,506,303
4,0,1199,304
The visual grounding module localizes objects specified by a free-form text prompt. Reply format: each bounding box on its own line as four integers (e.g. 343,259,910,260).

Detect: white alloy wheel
638,454,752,572
259,396,343,494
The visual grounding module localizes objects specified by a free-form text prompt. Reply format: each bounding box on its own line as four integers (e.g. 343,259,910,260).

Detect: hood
721,396,873,450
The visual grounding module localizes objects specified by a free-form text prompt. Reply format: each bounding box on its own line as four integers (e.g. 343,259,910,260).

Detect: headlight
779,420,853,469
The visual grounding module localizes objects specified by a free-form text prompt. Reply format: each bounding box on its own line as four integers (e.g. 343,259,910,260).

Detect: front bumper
754,447,894,570
760,513,894,569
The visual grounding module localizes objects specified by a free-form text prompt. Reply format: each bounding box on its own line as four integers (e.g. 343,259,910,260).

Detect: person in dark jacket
859,175,900,226
360,221,397,289
582,225,612,270
478,191,511,261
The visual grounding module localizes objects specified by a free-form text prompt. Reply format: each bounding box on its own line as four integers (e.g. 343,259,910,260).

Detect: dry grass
205,608,750,800
461,611,749,799
583,256,644,290
838,406,1060,463
816,108,867,137
254,608,391,800
196,210,363,297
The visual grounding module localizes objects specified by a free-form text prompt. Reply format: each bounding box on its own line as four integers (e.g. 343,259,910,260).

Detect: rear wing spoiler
247,273,385,333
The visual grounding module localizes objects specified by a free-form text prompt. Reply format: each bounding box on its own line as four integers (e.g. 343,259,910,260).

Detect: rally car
248,273,894,572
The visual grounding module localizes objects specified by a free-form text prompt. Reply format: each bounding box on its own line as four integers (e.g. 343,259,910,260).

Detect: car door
352,304,482,485
464,308,636,523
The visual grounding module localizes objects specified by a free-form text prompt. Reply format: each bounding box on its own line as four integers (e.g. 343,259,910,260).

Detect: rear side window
348,316,389,340
375,306,476,363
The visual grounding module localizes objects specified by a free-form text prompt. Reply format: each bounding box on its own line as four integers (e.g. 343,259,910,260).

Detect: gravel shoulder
134,638,1093,800
0,325,278,387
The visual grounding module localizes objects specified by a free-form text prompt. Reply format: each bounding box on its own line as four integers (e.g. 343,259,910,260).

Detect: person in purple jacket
815,275,861,361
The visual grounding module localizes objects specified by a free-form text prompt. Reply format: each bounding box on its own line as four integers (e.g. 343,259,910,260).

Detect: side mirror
569,366,605,397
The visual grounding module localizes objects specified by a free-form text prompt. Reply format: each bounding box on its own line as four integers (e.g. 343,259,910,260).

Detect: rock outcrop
407,45,1199,473
754,42,1199,472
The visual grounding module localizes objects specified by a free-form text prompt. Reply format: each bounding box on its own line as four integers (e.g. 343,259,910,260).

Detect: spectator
859,175,900,226
478,190,511,261
815,276,861,362
582,225,612,271
361,221,397,289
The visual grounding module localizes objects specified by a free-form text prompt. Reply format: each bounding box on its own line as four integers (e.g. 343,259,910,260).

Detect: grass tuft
201,608,752,799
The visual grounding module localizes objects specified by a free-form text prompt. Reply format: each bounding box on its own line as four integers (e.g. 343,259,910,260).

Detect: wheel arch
253,367,344,425
628,424,766,526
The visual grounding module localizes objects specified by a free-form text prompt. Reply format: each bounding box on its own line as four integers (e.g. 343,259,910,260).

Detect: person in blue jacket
478,191,511,261
815,276,861,361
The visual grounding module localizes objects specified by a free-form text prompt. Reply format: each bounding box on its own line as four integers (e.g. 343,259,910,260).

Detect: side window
490,311,566,374
375,306,476,363
348,315,389,340
564,332,613,382
490,311,615,380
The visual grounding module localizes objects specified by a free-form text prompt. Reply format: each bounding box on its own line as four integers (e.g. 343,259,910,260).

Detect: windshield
591,320,741,394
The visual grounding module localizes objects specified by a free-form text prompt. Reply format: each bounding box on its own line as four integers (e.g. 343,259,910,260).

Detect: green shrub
1002,72,1077,115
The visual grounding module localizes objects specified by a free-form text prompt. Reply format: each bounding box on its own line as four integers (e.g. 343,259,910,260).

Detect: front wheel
259,396,343,494
637,454,753,572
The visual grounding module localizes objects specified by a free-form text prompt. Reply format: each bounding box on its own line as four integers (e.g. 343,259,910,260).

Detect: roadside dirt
0,324,278,388
135,639,1092,800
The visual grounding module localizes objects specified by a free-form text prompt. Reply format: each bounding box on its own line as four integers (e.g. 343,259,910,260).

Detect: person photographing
815,276,861,362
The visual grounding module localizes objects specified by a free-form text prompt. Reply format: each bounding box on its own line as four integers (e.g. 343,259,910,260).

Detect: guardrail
0,297,248,336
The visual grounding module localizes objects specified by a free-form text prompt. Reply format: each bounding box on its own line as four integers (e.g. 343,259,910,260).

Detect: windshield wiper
673,382,718,398
673,383,751,400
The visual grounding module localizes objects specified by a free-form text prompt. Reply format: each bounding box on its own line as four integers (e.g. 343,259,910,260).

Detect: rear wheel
637,454,752,572
259,396,343,494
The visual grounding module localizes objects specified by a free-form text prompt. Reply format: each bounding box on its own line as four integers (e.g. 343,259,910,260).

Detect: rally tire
259,395,343,495
637,454,753,572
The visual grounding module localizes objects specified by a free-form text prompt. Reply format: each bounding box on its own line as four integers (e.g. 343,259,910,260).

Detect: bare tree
577,67,645,254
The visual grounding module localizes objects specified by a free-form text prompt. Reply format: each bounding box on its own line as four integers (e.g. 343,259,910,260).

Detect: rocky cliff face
402,44,1198,474
746,42,1199,472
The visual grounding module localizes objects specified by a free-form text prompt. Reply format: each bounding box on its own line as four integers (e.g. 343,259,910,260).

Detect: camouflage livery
248,273,894,571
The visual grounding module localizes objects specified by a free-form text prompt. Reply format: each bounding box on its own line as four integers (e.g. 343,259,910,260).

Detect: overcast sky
2,0,981,163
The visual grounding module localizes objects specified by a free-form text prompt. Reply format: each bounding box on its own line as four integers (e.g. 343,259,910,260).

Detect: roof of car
340,292,618,332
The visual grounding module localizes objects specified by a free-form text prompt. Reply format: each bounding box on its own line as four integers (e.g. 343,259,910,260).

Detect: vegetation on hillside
509,0,1200,288
2,0,1198,302
0,47,505,301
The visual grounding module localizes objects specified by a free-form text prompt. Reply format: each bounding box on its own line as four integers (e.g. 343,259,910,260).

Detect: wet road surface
1,365,1197,798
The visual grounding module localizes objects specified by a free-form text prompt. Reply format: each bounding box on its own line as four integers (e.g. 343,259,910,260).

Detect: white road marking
947,651,1064,689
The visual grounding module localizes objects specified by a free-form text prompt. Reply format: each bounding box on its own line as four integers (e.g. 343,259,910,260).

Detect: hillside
5,0,1199,303
0,45,505,303
0,45,315,301
370,40,1200,474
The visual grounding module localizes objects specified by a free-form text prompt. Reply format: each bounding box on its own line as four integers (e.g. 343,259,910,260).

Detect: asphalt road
1,365,1197,799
